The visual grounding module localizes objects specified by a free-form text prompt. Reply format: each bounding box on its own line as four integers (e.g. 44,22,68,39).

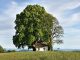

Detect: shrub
0,45,4,53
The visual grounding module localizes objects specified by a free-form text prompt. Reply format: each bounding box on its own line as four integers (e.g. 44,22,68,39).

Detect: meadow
0,51,80,60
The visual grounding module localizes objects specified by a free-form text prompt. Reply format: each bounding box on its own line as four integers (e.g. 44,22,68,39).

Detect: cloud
61,13,80,27
0,1,29,48
58,0,80,11
0,29,16,49
0,1,19,48
45,0,80,25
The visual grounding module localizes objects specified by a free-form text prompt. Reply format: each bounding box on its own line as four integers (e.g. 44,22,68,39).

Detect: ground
0,51,80,60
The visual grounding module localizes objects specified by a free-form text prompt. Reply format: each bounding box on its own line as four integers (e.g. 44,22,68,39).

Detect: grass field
0,51,80,60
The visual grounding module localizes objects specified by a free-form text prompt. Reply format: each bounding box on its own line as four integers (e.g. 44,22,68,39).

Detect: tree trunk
32,46,36,51
48,45,53,51
28,46,36,51
48,39,53,51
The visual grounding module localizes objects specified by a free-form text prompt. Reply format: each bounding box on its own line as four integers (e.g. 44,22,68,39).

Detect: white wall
36,47,48,51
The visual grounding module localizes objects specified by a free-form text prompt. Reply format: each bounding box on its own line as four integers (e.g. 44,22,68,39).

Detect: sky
0,0,80,50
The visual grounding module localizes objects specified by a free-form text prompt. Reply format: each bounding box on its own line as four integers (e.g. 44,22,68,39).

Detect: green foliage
0,45,4,53
0,51,80,60
13,4,63,49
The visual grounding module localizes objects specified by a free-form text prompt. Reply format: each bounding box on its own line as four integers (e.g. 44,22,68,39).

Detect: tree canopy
13,5,63,50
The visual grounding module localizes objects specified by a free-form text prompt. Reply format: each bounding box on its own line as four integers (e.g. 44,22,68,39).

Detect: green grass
0,51,80,60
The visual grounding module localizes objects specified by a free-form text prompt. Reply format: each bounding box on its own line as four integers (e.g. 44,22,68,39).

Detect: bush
0,45,4,53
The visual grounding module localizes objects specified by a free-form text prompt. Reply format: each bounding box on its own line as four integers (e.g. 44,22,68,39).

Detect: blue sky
0,0,80,49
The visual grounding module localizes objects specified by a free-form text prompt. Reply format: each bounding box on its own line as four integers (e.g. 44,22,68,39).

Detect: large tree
13,5,63,51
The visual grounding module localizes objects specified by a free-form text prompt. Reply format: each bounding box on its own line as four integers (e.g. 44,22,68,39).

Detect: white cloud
45,0,80,26
4,1,24,18
58,1,80,11
0,1,29,49
61,13,80,27
0,29,16,49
